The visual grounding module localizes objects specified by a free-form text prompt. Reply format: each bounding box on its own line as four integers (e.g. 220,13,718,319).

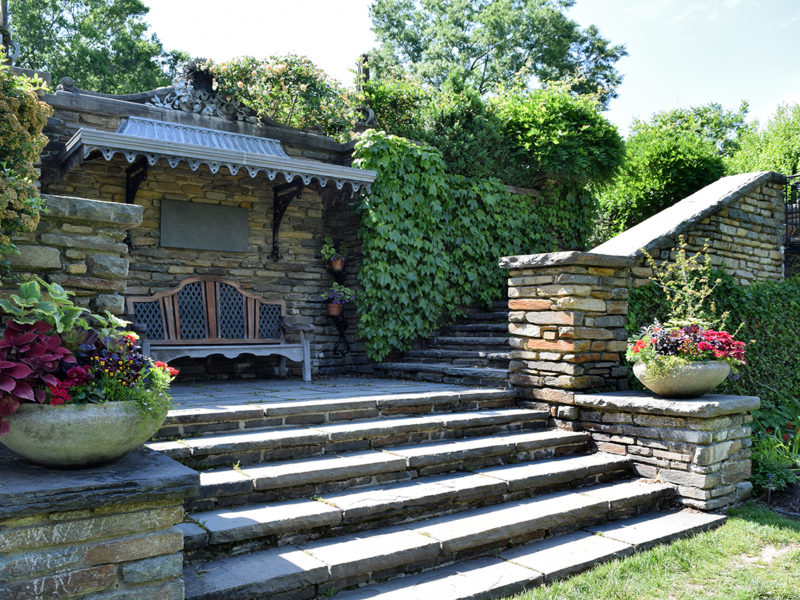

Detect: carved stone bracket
272,180,305,261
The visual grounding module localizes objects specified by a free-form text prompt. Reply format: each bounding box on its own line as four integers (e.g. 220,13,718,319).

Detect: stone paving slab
588,509,727,550
194,498,342,544
248,451,408,491
299,527,440,580
411,489,602,554
184,545,329,600
319,473,507,522
576,391,761,418
578,480,674,512
185,427,328,456
332,555,540,600
476,453,630,491
501,530,633,582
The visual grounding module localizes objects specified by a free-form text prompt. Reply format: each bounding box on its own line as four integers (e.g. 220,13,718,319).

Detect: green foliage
9,0,187,93
352,130,558,360
628,272,800,490
320,236,346,261
596,116,725,240
202,55,360,141
0,64,51,266
727,103,800,175
751,435,799,493
368,0,626,105
0,278,89,333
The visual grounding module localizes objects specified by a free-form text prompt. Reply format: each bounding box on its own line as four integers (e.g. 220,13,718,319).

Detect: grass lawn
503,504,800,600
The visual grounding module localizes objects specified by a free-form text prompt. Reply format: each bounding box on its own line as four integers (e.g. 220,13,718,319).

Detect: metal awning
57,116,376,192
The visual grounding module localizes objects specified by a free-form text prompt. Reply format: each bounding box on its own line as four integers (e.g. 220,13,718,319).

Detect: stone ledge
575,391,760,418
42,194,143,228
0,447,199,519
499,251,636,270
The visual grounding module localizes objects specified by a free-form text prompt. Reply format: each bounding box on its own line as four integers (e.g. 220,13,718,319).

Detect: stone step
181,453,632,559
457,310,508,322
149,408,547,470
331,510,726,600
403,349,510,368
436,323,509,335
155,388,517,440
373,363,509,387
182,480,677,600
186,429,591,511
426,336,510,348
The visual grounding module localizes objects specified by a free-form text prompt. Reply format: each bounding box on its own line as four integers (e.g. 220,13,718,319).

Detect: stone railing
8,194,142,315
0,448,198,599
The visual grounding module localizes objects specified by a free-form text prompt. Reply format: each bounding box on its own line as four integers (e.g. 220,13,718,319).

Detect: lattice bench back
125,277,287,345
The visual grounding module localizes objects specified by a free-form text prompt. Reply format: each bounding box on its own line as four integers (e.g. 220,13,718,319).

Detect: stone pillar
7,194,143,315
499,251,635,426
0,447,199,600
574,392,759,510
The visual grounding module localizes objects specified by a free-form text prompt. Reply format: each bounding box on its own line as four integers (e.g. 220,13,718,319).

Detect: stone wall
30,89,370,378
575,392,759,510
7,195,142,315
0,448,198,600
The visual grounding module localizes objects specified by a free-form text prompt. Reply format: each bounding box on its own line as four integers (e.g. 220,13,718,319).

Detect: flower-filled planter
627,322,746,398
321,282,356,317
0,279,177,468
321,236,347,273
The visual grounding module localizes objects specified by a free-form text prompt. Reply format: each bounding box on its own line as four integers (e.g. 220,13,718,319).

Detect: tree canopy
368,0,626,106
727,103,800,176
8,0,187,94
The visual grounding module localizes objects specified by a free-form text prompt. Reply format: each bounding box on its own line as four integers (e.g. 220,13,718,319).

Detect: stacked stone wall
6,195,142,315
0,448,198,600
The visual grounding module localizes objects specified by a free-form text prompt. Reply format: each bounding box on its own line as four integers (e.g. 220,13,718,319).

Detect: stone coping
0,447,199,518
589,171,786,258
575,391,760,418
499,251,636,270
43,194,143,227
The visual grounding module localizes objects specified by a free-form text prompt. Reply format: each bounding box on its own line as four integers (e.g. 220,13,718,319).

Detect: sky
142,0,800,135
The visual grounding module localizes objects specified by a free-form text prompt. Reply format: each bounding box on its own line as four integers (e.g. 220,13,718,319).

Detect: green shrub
0,64,52,269
727,103,800,175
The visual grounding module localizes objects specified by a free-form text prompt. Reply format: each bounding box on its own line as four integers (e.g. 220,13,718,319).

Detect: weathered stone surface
574,392,760,418
43,194,143,227
0,564,117,599
499,252,635,270
90,293,125,314
588,510,726,550
121,553,184,584
0,447,198,519
501,530,632,582
7,245,61,270
84,529,183,565
88,254,129,279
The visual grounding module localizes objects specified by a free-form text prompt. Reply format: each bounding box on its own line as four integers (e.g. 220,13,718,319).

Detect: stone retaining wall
0,448,198,600
575,392,759,510
7,195,142,315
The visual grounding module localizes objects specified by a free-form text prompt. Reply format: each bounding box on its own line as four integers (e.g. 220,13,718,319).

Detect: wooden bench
126,276,313,381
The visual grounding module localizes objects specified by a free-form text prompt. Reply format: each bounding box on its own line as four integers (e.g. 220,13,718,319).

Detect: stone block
508,299,553,310
525,311,577,325
121,552,184,584
508,323,542,338
85,529,183,565
88,255,129,279
0,564,117,599
555,297,607,312
91,294,125,315
526,339,588,353
8,245,61,271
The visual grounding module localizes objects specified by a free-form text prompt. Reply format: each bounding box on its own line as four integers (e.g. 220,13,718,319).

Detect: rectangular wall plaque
160,199,249,252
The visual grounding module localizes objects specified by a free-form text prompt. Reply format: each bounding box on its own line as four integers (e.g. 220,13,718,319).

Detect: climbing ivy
352,130,563,361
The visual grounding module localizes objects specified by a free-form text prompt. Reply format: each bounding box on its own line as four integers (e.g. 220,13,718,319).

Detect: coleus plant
0,320,74,434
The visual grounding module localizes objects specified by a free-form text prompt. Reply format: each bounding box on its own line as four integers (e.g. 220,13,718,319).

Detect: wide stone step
426,336,510,348
186,429,591,511
331,510,726,600
373,363,509,387
458,310,508,322
183,480,677,600
181,453,632,558
149,408,547,469
155,387,517,440
436,323,509,334
403,349,510,368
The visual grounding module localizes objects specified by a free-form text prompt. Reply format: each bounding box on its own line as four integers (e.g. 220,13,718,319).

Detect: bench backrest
125,277,286,345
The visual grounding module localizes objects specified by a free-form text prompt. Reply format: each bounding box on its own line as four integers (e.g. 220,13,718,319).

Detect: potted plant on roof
0,278,177,468
321,236,347,272
320,282,356,317
626,237,746,398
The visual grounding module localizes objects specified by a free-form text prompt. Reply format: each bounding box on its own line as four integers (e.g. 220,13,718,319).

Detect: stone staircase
374,300,511,387
148,381,726,600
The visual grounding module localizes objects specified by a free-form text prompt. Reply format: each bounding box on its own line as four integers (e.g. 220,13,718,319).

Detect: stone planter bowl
633,360,731,399
0,401,166,469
